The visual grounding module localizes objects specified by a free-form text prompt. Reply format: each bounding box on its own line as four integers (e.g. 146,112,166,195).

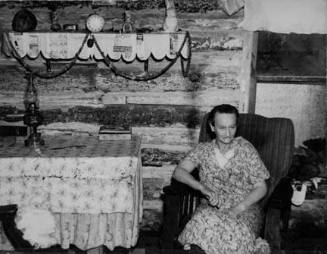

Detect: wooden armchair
160,113,295,252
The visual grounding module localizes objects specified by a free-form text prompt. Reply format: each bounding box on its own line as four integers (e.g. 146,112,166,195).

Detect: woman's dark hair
206,104,239,139
208,104,239,126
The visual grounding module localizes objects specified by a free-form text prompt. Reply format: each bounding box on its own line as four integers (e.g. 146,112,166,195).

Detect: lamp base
24,132,45,147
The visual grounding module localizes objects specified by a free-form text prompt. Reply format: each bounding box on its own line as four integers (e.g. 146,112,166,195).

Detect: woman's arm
231,180,268,215
173,159,219,206
173,159,204,191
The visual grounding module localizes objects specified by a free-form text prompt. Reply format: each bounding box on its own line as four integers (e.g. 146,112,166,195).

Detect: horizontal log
38,124,201,147
0,91,105,110
0,87,239,110
141,143,192,152
179,18,243,32
133,126,199,146
0,5,244,45
257,75,326,85
0,64,240,93
177,9,244,20
142,165,176,181
0,103,240,129
0,105,19,116
95,70,240,92
52,7,243,33
37,123,202,147
124,90,240,107
38,122,101,135
0,63,99,93
0,2,244,16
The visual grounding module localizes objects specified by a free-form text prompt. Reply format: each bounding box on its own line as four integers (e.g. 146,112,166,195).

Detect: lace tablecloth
0,136,142,250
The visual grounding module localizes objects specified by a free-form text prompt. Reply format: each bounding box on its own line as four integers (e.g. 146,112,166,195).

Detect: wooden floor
1,248,327,254
0,248,326,254
0,231,326,254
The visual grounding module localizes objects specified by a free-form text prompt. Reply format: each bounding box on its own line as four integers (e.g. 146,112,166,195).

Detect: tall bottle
163,0,178,32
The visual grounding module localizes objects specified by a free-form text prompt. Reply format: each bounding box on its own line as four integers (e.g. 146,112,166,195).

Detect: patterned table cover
0,135,142,250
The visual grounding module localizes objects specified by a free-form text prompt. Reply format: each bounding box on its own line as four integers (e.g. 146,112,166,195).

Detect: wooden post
239,31,258,113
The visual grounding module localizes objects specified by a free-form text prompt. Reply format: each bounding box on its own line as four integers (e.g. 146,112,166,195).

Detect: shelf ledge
3,32,190,62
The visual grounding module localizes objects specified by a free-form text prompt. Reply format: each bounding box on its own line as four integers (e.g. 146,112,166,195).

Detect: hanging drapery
2,32,191,81
3,32,190,61
240,0,327,34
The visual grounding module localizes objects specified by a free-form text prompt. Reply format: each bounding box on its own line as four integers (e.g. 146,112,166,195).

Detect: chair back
199,113,295,207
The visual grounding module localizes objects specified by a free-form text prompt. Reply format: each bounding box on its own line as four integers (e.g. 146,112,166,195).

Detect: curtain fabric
240,0,327,34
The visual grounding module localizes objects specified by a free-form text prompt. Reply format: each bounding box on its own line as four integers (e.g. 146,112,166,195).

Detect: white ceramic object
291,183,307,206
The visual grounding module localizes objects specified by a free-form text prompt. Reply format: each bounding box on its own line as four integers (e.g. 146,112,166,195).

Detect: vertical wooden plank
239,31,258,113
325,35,327,176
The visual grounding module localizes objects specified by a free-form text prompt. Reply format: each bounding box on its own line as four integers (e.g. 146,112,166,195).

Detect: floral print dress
178,137,270,254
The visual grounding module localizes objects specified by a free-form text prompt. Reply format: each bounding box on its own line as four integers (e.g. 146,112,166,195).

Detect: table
0,135,142,251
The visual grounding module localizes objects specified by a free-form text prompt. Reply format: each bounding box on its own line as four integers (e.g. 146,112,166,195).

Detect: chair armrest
263,177,293,251
163,178,201,196
160,179,203,249
265,177,293,210
160,183,182,249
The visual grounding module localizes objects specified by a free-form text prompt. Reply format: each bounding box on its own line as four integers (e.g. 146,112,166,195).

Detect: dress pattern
178,137,270,254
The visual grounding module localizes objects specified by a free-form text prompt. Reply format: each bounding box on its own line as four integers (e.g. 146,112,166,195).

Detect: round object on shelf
12,8,37,32
86,14,105,32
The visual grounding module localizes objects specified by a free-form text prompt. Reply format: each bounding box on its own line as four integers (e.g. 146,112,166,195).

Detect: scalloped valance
3,32,190,62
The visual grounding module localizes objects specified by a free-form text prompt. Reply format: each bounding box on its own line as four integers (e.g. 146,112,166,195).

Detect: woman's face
210,112,237,145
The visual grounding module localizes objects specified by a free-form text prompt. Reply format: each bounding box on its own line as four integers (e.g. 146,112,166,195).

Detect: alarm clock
86,14,105,33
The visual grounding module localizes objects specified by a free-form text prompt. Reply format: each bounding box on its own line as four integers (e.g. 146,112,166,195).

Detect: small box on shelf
98,126,132,141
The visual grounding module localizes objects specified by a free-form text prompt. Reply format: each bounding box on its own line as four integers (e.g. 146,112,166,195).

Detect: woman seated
173,104,270,254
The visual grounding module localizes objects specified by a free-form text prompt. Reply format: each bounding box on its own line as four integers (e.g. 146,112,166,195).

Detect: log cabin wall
0,1,255,232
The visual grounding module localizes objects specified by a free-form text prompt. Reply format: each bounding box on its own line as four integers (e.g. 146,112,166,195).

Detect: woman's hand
200,185,220,207
222,204,246,219
231,204,246,215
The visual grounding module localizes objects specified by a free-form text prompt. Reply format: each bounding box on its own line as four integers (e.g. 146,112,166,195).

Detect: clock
86,14,105,33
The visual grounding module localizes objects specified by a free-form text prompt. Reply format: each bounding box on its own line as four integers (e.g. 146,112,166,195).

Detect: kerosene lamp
23,73,44,147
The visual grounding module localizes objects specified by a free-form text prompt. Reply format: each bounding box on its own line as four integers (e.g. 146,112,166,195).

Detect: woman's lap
178,205,260,254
